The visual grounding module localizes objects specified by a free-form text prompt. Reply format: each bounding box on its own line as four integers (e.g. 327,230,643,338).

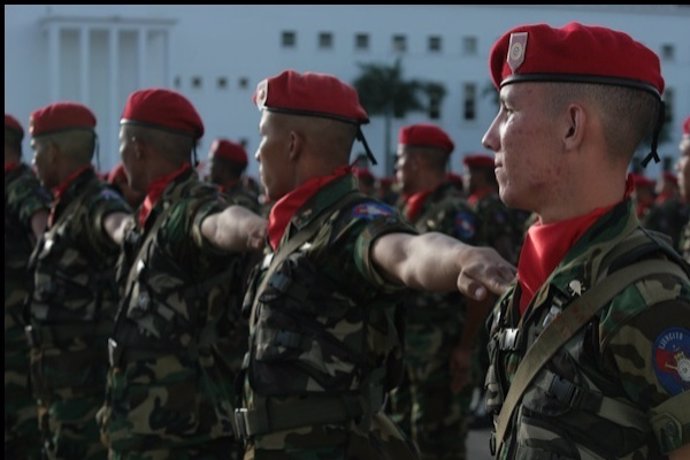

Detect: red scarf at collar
52,165,93,202
267,166,351,251
517,176,634,315
405,190,433,222
4,161,19,173
468,186,494,208
139,163,191,227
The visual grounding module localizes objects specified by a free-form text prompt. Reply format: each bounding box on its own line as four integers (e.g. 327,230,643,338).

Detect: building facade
5,5,690,179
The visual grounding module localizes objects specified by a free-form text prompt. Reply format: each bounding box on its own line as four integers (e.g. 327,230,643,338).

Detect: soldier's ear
287,130,303,162
563,104,585,151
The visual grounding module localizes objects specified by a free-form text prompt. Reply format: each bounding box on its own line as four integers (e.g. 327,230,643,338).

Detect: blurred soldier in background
677,116,690,261
26,102,132,459
207,138,262,214
642,170,687,250
5,113,50,460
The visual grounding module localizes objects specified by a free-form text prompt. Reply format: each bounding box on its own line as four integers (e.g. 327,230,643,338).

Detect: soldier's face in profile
31,137,58,189
119,126,145,193
482,83,564,212
256,111,293,202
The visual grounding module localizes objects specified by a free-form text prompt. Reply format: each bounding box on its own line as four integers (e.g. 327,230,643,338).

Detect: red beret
463,154,495,169
121,88,204,140
683,116,690,136
210,139,248,166
630,173,655,189
253,70,369,125
5,114,24,139
490,22,664,97
107,163,127,184
29,102,96,137
352,166,375,181
398,124,454,154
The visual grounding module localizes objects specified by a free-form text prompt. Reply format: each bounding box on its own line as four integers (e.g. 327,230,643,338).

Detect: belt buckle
233,408,249,440
108,338,119,367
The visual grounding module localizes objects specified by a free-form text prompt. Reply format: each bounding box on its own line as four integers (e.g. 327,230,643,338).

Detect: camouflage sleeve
602,284,690,453
89,186,133,252
10,171,51,227
350,200,417,290
190,194,231,256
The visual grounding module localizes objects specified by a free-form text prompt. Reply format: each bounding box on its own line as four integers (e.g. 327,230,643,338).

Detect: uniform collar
138,163,192,228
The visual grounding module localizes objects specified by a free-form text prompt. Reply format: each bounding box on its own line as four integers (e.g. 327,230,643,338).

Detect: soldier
95,88,267,460
463,153,522,265
25,102,132,459
5,113,50,460
677,116,690,262
107,162,145,209
390,124,491,460
482,22,690,459
207,138,262,214
353,166,376,196
643,171,688,250
233,69,516,460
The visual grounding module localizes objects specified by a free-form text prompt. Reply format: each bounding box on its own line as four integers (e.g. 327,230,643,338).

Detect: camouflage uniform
236,174,418,459
25,167,130,460
472,191,522,265
97,167,249,460
5,163,51,460
642,197,689,253
220,183,262,216
486,199,690,458
390,182,481,460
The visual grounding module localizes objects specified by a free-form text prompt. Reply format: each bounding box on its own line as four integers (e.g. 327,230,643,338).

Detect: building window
663,87,674,124
355,33,369,51
217,77,228,89
318,32,333,49
429,94,442,119
238,77,249,89
462,36,478,56
463,83,477,121
173,76,181,88
281,31,296,48
661,44,675,61
392,34,407,53
191,76,202,88
240,138,249,149
428,35,442,53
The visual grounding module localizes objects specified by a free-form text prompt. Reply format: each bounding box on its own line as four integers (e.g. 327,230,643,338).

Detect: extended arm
201,204,267,252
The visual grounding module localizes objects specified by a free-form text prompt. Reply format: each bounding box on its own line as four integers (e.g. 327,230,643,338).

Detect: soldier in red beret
389,123,491,460
482,22,690,459
95,88,267,460
235,70,515,460
5,113,50,459
676,116,690,262
24,101,132,460
207,138,261,214
642,168,687,251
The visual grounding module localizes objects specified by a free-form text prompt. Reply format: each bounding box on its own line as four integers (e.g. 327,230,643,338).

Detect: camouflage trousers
243,412,418,460
5,361,41,460
389,321,474,460
38,395,108,460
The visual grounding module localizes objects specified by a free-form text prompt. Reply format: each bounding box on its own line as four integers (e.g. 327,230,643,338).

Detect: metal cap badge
507,32,528,73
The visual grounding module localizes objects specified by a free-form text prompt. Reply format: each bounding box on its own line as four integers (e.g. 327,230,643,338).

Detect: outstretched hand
456,246,516,301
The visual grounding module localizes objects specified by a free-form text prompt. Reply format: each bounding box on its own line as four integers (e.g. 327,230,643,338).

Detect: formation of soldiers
5,20,690,460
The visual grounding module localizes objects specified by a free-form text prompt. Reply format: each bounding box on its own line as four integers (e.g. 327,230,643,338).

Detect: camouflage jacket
101,167,251,452
486,199,690,459
220,183,262,215
472,191,524,265
681,222,690,264
240,174,416,438
26,167,129,400
5,163,51,344
400,181,480,323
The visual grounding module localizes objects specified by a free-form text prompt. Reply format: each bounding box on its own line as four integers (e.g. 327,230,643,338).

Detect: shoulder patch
454,210,477,241
653,327,690,396
352,202,394,220
99,188,123,201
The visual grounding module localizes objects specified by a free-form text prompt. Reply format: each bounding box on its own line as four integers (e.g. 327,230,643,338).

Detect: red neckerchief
4,161,19,173
47,165,93,227
267,166,351,251
517,176,634,315
468,186,494,208
139,163,191,227
405,189,433,222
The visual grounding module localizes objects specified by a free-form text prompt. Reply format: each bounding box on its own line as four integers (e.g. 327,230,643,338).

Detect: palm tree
353,58,426,175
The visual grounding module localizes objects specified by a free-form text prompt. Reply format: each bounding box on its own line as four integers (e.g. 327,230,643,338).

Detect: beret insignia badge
507,32,528,73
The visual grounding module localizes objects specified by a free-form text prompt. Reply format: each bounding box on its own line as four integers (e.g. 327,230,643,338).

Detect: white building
5,5,690,180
